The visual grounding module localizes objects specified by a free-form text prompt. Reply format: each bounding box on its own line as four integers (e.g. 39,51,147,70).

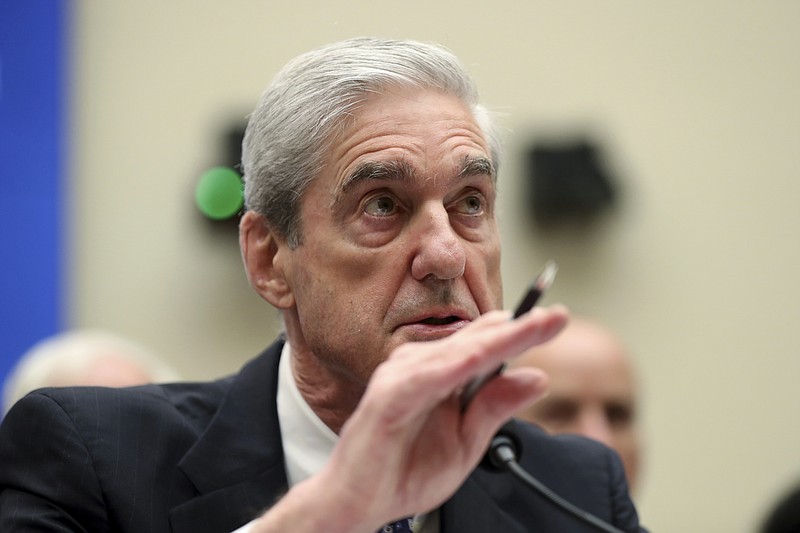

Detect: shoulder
473,420,643,531
516,419,620,475
0,342,286,532
0,379,230,448
514,420,631,503
49,378,232,419
1,338,285,448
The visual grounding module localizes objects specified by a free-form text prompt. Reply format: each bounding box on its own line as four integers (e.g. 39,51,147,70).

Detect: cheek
612,426,638,442
337,249,397,285
291,244,399,332
468,238,503,309
618,444,639,482
488,253,503,304
292,207,408,324
295,279,394,383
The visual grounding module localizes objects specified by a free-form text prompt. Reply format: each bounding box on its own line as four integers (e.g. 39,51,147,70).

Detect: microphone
484,420,626,533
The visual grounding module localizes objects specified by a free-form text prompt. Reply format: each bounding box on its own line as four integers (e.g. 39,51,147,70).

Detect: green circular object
195,167,244,220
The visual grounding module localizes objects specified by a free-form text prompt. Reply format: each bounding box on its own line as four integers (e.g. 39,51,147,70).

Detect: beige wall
70,2,800,531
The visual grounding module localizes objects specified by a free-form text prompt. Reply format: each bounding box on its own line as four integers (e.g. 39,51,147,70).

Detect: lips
404,307,471,327
394,307,473,340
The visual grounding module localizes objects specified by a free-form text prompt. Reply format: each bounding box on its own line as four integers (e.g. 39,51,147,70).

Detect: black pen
460,260,558,410
512,260,558,319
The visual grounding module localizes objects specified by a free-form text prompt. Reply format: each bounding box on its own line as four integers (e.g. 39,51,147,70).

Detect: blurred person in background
510,316,643,492
2,329,179,415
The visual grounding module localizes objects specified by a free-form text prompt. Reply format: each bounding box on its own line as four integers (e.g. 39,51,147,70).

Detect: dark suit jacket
0,340,645,532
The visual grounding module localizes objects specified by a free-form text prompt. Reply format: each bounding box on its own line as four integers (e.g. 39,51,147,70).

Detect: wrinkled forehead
324,88,493,178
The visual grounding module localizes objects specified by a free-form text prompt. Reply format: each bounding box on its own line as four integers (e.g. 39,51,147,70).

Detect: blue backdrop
0,1,70,388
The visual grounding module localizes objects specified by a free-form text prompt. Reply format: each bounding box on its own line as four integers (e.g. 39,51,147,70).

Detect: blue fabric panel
0,1,70,387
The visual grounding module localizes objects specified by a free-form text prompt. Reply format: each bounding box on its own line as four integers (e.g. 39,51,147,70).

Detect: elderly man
0,38,644,532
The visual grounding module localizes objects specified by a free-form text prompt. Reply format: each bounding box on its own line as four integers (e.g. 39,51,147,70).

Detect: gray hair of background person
2,330,180,415
241,36,504,249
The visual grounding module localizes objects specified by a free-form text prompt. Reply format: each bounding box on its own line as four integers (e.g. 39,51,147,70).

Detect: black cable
488,432,626,533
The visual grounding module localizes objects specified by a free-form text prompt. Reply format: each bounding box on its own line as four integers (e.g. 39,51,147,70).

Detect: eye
606,402,634,428
453,193,484,215
539,400,578,427
363,195,398,217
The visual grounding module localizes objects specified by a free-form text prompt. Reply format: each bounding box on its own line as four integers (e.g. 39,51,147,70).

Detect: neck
292,348,365,434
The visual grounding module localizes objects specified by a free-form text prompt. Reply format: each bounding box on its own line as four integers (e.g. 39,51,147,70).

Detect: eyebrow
337,160,416,198
335,155,496,203
457,155,496,182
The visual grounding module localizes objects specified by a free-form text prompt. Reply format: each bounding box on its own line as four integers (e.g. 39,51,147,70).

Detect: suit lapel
168,341,550,533
441,471,529,533
170,340,288,533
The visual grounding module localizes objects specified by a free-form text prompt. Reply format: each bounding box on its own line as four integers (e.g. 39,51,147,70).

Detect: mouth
389,294,479,340
417,315,462,326
395,309,473,339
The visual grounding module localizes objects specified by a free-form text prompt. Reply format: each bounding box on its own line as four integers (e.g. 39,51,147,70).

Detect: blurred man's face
512,320,641,491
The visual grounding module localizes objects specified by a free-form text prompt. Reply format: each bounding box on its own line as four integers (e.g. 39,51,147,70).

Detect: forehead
323,87,493,191
525,330,635,398
544,353,636,404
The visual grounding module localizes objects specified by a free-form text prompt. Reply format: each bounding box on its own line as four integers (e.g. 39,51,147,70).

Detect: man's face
276,87,503,385
512,320,641,490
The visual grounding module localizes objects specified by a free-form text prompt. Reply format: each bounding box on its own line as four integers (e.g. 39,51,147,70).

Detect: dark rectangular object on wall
527,140,617,227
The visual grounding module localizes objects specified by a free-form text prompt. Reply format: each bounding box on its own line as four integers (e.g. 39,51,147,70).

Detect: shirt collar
276,341,339,487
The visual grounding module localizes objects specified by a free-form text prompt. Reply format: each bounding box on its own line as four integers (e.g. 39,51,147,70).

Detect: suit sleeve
0,391,109,532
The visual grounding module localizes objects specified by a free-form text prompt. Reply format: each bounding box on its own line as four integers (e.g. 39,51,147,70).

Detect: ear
239,211,295,309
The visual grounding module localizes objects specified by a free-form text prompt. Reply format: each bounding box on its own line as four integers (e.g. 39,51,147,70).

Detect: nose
410,205,466,281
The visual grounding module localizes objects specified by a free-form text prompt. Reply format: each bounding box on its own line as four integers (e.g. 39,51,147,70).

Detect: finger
459,367,550,457
441,305,568,386
466,367,550,420
502,304,569,362
367,306,565,422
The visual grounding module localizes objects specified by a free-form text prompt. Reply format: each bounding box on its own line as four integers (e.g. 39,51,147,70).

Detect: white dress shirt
233,343,438,533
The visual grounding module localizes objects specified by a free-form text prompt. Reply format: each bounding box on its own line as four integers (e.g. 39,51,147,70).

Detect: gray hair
242,37,503,247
